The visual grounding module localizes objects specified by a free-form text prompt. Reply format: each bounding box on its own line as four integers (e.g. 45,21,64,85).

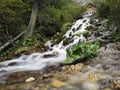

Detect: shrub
63,41,99,64
97,2,110,18
37,1,86,37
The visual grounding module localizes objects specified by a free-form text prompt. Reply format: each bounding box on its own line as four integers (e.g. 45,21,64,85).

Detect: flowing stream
0,11,95,80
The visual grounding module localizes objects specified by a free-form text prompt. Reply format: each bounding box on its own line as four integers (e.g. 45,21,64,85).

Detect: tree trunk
0,32,24,53
26,0,39,37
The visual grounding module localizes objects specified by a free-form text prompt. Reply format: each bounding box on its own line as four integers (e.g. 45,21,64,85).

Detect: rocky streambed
0,12,120,90
0,42,120,90
0,22,120,90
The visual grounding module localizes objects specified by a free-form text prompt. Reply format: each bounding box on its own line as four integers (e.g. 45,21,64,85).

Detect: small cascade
0,11,95,79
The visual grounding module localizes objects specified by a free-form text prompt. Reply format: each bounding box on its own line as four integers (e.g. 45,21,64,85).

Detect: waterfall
0,11,94,78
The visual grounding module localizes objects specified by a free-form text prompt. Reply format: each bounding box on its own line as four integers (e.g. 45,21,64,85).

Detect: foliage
15,47,29,55
0,0,86,61
97,0,120,42
37,1,86,37
97,2,110,18
63,41,99,64
0,0,31,44
97,0,120,26
75,31,91,38
0,28,46,60
61,22,72,31
52,22,72,45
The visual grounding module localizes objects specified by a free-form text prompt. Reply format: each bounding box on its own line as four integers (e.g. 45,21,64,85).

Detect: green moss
75,31,91,38
63,38,73,46
90,19,95,24
61,22,72,31
86,25,94,30
15,47,29,55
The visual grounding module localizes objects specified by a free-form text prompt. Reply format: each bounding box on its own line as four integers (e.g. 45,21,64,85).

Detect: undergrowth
63,41,100,64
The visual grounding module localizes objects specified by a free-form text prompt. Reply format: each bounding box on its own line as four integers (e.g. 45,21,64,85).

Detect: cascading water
0,12,94,82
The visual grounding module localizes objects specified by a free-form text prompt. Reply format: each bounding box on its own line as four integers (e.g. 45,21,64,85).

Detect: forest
0,0,120,89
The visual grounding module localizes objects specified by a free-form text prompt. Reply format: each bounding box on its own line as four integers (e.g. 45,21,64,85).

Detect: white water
0,12,94,78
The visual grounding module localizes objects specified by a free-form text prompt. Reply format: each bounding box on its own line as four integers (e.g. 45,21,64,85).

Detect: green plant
15,47,29,55
63,41,99,64
75,31,91,38
61,22,72,31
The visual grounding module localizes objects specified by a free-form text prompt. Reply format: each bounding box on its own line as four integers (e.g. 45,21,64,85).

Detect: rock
25,77,35,82
104,88,112,90
63,38,73,46
88,74,96,81
62,63,84,71
61,85,80,90
95,23,102,27
8,62,18,66
82,81,99,90
88,73,103,81
51,80,68,88
110,79,120,89
43,54,56,58
33,87,39,90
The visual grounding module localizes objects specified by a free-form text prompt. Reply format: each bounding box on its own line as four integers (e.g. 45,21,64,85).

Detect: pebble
25,77,35,82
33,87,39,90
51,80,68,88
104,88,112,90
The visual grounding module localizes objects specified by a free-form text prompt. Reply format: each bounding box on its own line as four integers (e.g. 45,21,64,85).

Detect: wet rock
82,81,99,90
43,54,56,58
88,73,104,81
43,51,59,58
104,88,112,90
25,77,35,82
62,63,84,71
7,72,24,84
42,73,53,79
60,85,80,90
76,24,82,31
32,87,39,90
94,32,102,37
63,38,73,46
86,25,94,30
51,80,68,88
8,62,18,66
95,23,102,27
110,79,120,89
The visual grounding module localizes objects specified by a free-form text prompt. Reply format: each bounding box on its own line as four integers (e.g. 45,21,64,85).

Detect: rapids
0,11,94,79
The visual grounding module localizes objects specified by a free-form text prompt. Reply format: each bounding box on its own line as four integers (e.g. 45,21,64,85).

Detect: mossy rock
75,31,90,38
86,25,94,30
94,32,102,37
90,19,96,24
83,31,91,38
52,36,65,45
63,38,73,46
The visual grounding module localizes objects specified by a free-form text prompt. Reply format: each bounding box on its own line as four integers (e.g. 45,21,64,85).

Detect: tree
0,0,29,45
106,0,120,26
26,0,39,37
